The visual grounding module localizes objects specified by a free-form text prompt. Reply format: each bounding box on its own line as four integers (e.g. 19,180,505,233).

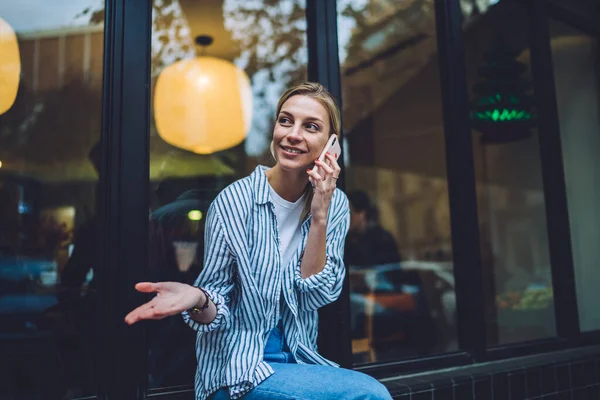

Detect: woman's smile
280,145,307,157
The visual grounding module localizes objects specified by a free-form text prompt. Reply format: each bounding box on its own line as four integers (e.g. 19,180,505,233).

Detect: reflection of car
0,255,59,333
0,255,58,296
349,261,456,359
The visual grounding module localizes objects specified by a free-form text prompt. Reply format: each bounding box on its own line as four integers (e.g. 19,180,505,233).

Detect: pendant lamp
154,35,252,154
0,17,21,115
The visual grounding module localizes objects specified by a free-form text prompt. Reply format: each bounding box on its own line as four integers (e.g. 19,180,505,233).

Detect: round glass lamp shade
154,56,252,154
0,17,21,115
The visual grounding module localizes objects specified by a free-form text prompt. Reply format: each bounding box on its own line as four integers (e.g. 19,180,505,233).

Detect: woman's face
272,95,331,173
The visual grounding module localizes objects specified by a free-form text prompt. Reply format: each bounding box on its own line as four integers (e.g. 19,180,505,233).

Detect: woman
125,82,392,400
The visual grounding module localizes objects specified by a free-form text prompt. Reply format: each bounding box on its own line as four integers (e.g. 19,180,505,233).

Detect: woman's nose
287,124,303,141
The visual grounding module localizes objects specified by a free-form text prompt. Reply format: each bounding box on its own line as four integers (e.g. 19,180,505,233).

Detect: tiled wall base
383,346,600,400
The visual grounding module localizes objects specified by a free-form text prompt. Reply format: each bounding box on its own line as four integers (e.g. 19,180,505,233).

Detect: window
463,1,556,345
550,20,600,332
337,0,458,365
146,0,308,389
0,3,103,398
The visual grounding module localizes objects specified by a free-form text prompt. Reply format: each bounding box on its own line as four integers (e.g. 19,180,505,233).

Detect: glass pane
547,0,600,21
0,3,103,398
464,1,556,345
550,20,600,332
337,0,458,364
147,0,307,389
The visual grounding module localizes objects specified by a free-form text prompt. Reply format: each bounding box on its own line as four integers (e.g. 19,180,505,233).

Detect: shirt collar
251,165,314,227
251,165,271,205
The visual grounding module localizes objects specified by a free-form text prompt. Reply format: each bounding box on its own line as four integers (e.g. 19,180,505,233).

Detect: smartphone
312,134,342,174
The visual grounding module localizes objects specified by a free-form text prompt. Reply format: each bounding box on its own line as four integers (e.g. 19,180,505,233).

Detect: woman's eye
306,123,319,131
279,117,291,125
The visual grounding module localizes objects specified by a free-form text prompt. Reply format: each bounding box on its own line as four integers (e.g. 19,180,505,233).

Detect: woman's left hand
306,152,341,223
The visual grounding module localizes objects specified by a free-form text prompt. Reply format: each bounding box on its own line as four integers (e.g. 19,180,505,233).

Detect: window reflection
147,0,307,389
0,3,103,398
464,1,556,345
338,0,458,364
550,20,600,332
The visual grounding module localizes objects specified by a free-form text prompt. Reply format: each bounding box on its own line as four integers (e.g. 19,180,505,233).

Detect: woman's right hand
124,282,204,325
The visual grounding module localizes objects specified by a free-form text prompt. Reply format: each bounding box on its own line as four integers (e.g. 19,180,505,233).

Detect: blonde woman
125,82,392,400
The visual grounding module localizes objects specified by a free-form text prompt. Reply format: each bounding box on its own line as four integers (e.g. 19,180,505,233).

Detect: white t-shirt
269,186,305,269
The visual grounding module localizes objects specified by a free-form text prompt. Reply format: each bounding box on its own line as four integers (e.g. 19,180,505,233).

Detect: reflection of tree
223,0,307,155
78,0,195,77
336,0,439,132
461,0,500,20
80,0,309,157
71,0,504,159
223,0,306,83
338,0,430,67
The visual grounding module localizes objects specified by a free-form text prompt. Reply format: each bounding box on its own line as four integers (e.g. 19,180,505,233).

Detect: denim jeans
209,322,391,400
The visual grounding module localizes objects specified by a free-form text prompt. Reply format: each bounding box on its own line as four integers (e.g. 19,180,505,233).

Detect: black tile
585,385,598,399
543,395,559,400
386,381,412,397
542,365,557,395
571,387,587,400
527,368,542,398
452,375,473,386
412,390,433,400
394,394,411,400
571,362,586,389
433,385,453,400
557,391,572,400
509,371,527,400
493,372,509,400
453,381,473,400
473,376,491,399
582,361,597,386
404,378,433,393
556,364,571,392
431,377,453,391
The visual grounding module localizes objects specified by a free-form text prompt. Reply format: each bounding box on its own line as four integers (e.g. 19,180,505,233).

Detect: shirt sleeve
182,202,236,332
295,192,350,312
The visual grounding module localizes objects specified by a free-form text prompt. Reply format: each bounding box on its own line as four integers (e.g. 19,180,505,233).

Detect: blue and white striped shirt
182,165,350,400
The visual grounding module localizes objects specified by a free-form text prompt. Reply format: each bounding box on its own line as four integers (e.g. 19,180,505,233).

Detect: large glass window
337,0,458,365
0,3,103,398
463,1,556,345
146,0,308,389
550,20,600,332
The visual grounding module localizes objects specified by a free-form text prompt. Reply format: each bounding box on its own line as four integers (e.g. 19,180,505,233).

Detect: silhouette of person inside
57,143,209,389
344,190,401,268
48,142,102,397
146,187,208,388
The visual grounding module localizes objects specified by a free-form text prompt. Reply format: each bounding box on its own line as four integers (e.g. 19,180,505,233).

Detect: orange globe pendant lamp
0,17,21,115
154,35,252,154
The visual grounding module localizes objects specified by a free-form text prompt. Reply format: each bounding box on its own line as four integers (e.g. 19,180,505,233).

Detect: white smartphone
312,134,342,174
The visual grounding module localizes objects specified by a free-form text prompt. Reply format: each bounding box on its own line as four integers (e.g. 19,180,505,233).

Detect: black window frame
94,0,600,398
98,0,152,398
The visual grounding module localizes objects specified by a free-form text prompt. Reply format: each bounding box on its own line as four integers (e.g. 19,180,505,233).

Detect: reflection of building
18,26,105,92
2,0,600,399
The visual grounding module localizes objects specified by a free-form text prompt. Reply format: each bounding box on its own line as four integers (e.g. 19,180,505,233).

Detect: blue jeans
209,323,391,400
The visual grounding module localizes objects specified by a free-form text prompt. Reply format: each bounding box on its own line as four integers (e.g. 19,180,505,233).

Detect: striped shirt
182,165,350,400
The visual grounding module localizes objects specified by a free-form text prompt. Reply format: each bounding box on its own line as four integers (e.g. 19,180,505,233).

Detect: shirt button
288,289,293,295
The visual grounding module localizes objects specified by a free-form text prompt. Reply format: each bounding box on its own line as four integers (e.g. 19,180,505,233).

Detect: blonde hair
269,81,341,222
